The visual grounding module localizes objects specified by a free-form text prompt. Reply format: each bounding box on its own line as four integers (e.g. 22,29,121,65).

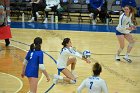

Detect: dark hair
92,62,102,76
30,37,42,51
62,38,70,47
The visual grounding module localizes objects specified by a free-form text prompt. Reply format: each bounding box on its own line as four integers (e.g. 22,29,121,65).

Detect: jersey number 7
90,82,93,89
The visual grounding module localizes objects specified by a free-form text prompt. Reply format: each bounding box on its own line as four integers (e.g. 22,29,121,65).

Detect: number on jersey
29,52,34,59
90,82,93,89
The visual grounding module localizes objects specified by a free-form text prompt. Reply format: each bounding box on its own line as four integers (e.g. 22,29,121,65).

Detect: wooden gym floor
0,24,140,93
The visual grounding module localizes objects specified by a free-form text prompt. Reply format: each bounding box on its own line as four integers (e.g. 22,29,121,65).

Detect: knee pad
128,42,135,47
70,80,76,84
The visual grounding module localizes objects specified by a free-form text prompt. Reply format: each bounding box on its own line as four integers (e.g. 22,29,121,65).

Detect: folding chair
79,0,92,23
108,0,122,23
67,0,81,23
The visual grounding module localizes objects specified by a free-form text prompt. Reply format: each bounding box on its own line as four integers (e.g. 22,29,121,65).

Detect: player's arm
65,48,91,63
118,14,127,30
101,80,108,93
39,52,50,82
21,51,31,78
65,48,83,59
21,59,28,78
77,79,86,93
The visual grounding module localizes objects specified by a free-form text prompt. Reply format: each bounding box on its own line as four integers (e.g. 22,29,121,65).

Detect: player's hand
126,27,133,30
131,26,137,30
21,73,25,78
85,59,91,63
46,76,50,82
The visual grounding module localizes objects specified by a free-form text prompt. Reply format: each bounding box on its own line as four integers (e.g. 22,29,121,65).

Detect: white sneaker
36,12,41,18
115,55,120,61
123,55,132,63
7,16,11,22
43,18,48,23
28,18,35,22
92,20,96,25
89,13,93,18
53,74,59,84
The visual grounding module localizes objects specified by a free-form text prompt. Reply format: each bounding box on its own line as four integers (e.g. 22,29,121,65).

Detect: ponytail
30,43,35,51
30,37,42,51
61,38,70,51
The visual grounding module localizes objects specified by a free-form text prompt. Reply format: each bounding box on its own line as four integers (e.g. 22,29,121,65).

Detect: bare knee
128,41,135,47
119,47,124,50
72,57,77,64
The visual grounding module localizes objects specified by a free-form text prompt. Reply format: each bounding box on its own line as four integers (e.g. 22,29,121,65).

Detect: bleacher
9,0,140,24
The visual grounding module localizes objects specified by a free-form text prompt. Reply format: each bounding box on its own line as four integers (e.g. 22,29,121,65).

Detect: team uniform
25,50,44,78
116,13,133,35
77,76,108,93
57,47,82,74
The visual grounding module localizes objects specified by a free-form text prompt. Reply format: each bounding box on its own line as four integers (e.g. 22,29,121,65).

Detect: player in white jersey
115,5,136,63
53,38,91,84
77,62,108,93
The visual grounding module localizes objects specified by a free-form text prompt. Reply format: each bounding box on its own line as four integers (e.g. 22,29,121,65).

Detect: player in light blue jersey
21,37,50,93
53,38,91,84
77,62,108,93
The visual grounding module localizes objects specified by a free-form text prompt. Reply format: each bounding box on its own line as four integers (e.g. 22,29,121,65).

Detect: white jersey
57,47,82,68
116,13,134,34
77,76,108,93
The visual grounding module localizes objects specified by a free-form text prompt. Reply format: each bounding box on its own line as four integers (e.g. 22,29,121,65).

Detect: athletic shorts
57,68,65,75
116,30,125,35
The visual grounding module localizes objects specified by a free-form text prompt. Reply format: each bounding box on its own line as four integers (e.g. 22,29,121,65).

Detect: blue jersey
25,50,43,78
90,0,104,9
121,0,136,8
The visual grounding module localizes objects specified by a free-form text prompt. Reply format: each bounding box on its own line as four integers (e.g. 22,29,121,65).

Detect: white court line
0,72,23,93
1,42,45,93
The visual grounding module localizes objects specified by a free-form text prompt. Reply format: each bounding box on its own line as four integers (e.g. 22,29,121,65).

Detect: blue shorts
57,68,65,75
116,30,125,35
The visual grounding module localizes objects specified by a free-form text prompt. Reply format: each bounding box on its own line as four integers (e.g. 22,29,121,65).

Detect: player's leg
28,3,38,22
61,68,76,83
123,34,135,62
28,77,38,93
67,57,76,71
90,8,99,25
67,57,78,78
116,35,125,61
4,38,10,46
53,68,76,84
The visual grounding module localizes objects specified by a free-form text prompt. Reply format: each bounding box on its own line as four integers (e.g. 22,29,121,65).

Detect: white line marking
0,72,23,93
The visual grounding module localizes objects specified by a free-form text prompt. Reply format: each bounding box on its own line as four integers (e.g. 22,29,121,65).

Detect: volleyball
83,50,91,58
